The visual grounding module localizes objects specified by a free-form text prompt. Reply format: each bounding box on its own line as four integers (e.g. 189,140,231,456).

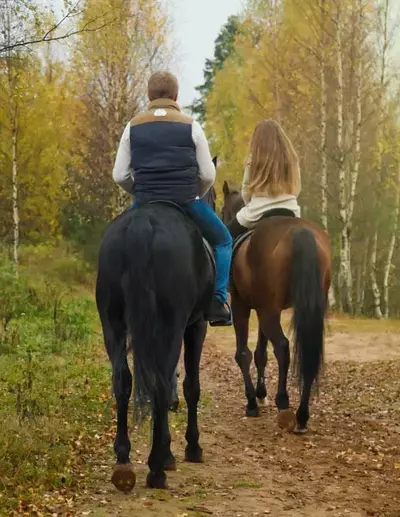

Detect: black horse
169,184,216,412
96,202,214,491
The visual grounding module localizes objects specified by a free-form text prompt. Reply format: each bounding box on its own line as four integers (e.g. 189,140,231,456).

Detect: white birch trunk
356,237,369,315
370,231,382,318
319,0,336,310
6,54,20,268
383,166,400,318
11,116,19,267
320,0,328,233
370,0,389,319
336,4,352,313
272,0,281,123
346,0,364,314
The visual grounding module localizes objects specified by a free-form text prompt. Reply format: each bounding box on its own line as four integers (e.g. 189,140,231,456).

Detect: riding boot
205,298,232,327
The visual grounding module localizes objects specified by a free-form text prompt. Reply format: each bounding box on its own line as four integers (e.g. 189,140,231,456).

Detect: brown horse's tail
290,227,325,391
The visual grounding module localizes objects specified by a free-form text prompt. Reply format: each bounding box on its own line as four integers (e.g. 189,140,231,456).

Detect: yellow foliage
0,54,73,241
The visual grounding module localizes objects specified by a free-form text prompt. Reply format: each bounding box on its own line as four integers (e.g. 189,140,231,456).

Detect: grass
0,248,113,514
232,480,263,489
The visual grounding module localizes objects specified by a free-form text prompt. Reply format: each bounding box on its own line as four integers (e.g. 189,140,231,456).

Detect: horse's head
221,180,245,224
202,156,218,211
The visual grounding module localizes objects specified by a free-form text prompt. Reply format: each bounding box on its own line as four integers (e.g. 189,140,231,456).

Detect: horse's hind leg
147,387,171,489
259,313,295,432
254,325,268,403
183,318,207,463
147,338,181,488
169,366,180,413
96,279,135,492
232,292,258,417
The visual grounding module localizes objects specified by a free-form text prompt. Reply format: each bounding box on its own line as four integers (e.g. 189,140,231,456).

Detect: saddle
232,207,296,259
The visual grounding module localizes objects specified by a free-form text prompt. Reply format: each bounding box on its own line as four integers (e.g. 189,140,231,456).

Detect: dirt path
71,329,400,517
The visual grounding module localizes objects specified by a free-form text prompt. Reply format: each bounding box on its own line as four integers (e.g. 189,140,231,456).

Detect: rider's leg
227,217,249,239
185,198,232,326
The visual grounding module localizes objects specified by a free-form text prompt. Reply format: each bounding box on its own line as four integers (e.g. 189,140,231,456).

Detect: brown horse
221,181,332,433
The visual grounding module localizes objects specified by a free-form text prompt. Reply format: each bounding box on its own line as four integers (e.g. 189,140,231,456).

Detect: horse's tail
290,227,325,391
122,212,169,423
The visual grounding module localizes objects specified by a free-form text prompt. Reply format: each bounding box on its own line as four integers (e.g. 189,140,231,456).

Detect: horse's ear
212,156,218,167
223,180,229,196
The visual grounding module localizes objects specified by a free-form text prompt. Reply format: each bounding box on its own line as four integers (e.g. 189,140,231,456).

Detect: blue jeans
185,199,232,304
130,199,232,303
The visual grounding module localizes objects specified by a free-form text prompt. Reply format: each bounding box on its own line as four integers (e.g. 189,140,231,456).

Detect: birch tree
0,0,24,265
383,163,400,317
335,1,353,313
369,0,390,319
202,0,400,316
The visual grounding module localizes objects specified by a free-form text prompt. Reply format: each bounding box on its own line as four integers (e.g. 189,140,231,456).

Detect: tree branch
0,2,116,54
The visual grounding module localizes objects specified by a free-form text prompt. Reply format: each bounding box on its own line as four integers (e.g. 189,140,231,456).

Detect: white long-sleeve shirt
112,119,216,199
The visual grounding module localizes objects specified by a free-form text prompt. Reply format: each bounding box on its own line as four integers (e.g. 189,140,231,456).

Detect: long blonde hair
246,119,300,197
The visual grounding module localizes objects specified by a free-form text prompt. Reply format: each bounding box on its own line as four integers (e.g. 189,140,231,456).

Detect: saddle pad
232,208,296,260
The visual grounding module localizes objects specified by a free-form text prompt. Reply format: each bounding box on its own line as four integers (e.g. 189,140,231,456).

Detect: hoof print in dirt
111,464,136,493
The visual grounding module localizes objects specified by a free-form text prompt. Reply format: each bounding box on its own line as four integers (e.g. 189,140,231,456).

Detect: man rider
112,71,232,326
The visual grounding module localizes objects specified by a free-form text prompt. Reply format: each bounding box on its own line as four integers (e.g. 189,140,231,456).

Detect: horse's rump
233,217,331,311
101,205,212,420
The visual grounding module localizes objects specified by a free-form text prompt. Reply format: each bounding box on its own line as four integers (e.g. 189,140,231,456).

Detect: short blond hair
148,71,179,101
246,119,300,197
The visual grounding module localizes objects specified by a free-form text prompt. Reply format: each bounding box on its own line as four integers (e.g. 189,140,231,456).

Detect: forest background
1,0,400,512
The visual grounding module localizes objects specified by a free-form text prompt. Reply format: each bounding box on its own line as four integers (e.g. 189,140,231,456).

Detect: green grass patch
0,251,112,514
232,480,262,489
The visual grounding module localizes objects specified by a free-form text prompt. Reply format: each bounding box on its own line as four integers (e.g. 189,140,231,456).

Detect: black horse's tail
122,213,170,423
290,227,325,391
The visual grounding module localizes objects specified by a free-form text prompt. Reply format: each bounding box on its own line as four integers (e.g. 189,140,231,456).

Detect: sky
168,0,244,107
50,0,244,106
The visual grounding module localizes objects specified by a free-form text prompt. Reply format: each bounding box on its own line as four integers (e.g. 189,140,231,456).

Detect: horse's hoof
164,453,177,471
294,425,308,435
185,445,204,464
246,406,260,418
257,397,268,407
146,471,168,489
111,463,136,493
256,386,267,400
277,408,296,432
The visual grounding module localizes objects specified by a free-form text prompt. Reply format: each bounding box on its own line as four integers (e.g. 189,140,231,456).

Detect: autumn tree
63,0,170,251
0,0,115,53
201,0,400,316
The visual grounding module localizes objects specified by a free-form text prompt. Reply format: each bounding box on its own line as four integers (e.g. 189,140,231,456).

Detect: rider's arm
112,122,134,194
242,166,251,205
192,120,216,198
